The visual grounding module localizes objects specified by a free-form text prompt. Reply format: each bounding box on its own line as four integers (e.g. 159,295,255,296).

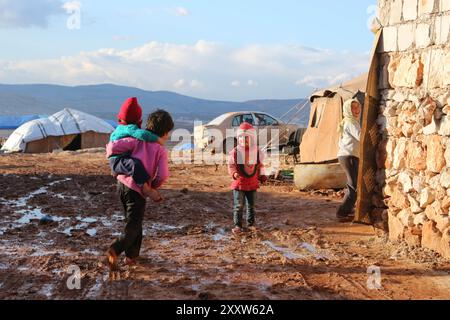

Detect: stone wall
375,0,450,259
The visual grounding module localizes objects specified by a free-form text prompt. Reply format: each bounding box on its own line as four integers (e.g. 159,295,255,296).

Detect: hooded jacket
228,122,265,191
337,99,361,158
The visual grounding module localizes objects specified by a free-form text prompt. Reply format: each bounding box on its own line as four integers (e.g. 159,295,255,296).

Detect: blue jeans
233,190,257,228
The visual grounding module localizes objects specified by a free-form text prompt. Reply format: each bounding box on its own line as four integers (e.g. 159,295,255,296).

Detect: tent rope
261,98,311,152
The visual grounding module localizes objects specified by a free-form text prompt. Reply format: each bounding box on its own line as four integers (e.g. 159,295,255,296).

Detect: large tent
299,74,368,164
1,108,114,153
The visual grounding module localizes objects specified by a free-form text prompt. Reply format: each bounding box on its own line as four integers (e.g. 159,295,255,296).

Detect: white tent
1,108,114,153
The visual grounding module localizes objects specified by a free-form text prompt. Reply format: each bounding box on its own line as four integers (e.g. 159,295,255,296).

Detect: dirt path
0,151,448,300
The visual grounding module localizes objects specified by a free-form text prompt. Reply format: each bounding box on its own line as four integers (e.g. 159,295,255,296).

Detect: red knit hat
117,97,143,127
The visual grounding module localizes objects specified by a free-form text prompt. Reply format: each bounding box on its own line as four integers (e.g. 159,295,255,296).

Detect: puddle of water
86,228,97,237
212,228,229,242
77,217,98,223
62,227,73,236
86,276,104,298
82,249,100,256
112,214,124,221
3,178,72,208
61,222,89,237
30,249,71,257
191,284,201,291
53,193,78,200
8,187,48,207
101,219,113,227
17,266,30,271
300,242,317,253
151,223,182,232
262,241,304,260
16,208,69,225
297,242,330,261
38,283,54,299
52,269,64,276
205,222,218,231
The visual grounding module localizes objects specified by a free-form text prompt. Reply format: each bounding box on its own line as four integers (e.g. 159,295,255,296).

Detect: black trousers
111,182,146,259
336,156,359,217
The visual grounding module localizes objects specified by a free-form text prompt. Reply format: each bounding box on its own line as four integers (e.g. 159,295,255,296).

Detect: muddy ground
0,150,449,300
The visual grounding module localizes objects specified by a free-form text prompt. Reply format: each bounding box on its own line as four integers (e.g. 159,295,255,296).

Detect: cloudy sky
0,0,376,101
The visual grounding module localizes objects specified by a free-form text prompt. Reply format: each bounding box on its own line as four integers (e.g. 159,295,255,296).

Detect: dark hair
146,109,174,137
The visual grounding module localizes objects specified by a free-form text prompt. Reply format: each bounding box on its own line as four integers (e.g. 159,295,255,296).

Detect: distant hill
0,83,310,126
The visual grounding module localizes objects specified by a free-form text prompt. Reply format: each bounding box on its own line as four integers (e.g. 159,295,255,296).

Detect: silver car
194,111,299,153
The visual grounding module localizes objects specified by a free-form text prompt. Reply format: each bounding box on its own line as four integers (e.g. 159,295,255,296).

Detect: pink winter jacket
106,138,169,196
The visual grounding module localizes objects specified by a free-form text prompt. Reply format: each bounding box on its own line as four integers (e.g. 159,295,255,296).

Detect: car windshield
255,113,279,126
208,114,229,126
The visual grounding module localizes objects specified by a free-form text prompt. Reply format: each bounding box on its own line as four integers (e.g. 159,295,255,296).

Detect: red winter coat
228,122,266,191
228,146,265,191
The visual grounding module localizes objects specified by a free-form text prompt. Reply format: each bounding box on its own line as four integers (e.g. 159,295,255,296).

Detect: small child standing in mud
108,97,163,202
228,122,267,235
106,109,174,269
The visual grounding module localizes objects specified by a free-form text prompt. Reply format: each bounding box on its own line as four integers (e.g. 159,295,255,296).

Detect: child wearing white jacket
336,99,361,222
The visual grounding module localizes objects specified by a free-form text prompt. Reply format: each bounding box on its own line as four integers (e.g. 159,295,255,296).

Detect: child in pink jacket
106,110,174,269
228,122,267,235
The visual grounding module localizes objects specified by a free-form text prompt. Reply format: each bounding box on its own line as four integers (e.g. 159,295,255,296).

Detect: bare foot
124,257,137,266
142,183,163,202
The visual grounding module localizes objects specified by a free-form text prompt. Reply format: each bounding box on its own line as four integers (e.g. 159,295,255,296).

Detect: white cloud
0,0,64,28
174,7,189,17
62,0,80,12
112,35,136,42
173,79,203,90
0,40,369,100
295,73,353,88
190,80,203,89
173,79,186,89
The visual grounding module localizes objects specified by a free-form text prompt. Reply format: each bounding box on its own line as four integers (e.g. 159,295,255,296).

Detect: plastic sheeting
0,115,44,129
1,108,114,153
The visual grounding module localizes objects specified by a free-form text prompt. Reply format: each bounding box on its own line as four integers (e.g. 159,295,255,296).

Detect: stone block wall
375,0,450,259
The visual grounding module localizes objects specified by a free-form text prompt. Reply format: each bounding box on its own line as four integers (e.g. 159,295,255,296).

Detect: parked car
194,111,299,153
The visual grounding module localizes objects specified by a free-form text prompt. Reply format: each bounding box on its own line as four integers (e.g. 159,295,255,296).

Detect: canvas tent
1,108,114,153
299,74,368,164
